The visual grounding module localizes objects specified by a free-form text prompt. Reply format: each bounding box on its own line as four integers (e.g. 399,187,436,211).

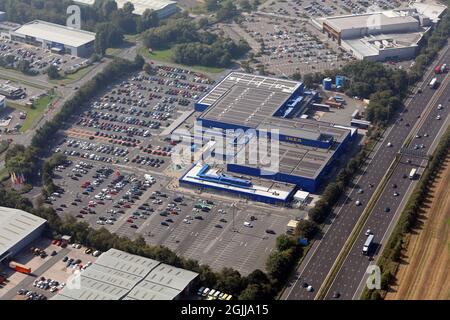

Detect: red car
52,239,57,245
127,218,133,223
123,204,131,208
56,240,61,246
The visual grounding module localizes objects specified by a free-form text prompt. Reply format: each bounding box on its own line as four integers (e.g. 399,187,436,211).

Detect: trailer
363,234,374,255
429,77,438,89
9,261,31,274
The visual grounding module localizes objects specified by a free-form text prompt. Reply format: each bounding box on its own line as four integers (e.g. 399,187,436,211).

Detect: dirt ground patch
385,155,450,300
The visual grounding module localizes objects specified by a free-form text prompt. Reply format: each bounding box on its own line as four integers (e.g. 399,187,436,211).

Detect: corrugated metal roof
0,206,47,260
12,20,95,48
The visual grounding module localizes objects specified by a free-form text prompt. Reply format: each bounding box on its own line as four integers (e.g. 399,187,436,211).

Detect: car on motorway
437,104,443,110
332,291,341,299
357,188,363,194
387,142,392,147
355,200,362,206
306,285,314,292
384,207,391,213
436,115,441,120
394,192,399,197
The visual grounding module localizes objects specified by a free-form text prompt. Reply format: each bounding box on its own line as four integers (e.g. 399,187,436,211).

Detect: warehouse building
74,0,178,18
319,8,445,61
10,20,96,57
0,207,47,263
180,72,356,201
52,248,198,300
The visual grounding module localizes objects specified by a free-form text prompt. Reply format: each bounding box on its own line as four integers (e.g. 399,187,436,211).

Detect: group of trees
142,17,250,68
0,54,38,75
173,38,250,67
4,144,38,182
203,0,240,22
41,154,67,197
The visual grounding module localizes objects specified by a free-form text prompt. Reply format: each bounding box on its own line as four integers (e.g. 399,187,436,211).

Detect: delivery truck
9,261,31,274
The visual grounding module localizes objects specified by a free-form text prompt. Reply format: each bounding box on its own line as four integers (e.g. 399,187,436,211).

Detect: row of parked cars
197,287,233,300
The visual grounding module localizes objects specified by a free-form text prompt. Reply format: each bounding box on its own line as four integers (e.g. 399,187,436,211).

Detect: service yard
385,155,450,300
0,237,100,300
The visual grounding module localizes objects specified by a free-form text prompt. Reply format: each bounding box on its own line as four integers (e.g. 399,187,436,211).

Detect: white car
243,222,252,228
437,104,443,110
365,229,371,236
436,115,441,120
387,142,392,147
355,200,362,206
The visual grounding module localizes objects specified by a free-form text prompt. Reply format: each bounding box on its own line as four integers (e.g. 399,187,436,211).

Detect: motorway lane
325,75,450,300
283,46,450,300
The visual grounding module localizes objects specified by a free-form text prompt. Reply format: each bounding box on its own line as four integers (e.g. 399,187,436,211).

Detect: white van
243,222,252,228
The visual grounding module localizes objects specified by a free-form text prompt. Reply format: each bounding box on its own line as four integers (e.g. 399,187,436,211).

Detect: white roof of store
0,207,47,260
53,248,198,300
324,12,419,32
74,0,177,15
13,20,95,47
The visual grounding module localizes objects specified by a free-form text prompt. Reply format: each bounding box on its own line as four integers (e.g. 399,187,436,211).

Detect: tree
240,0,252,12
47,65,60,79
295,220,318,240
17,59,30,74
266,249,294,280
291,72,302,81
197,17,209,29
138,9,159,32
215,268,244,295
275,234,296,251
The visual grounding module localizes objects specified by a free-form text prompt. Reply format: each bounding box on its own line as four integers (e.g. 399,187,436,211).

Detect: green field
138,47,225,74
8,94,57,132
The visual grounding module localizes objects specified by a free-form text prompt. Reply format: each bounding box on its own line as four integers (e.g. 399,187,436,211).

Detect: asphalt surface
283,44,450,300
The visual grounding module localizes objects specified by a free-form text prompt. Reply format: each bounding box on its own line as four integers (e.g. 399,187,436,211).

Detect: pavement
282,43,450,300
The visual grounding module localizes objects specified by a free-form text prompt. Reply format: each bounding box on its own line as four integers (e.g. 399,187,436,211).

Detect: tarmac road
282,44,450,300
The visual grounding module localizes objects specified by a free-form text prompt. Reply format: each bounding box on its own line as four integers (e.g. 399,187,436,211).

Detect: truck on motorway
409,168,417,180
429,77,438,89
362,234,374,255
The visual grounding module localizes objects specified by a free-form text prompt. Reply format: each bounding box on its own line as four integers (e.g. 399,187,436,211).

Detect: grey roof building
0,206,47,263
52,248,198,300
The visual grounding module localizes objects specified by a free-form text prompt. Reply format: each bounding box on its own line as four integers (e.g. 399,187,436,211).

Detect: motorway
283,45,450,300
326,65,450,300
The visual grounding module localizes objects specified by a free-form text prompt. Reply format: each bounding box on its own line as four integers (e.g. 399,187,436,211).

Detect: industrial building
74,0,178,18
0,95,5,108
9,20,96,57
319,7,446,61
0,207,47,263
0,83,26,100
52,248,198,300
179,72,356,203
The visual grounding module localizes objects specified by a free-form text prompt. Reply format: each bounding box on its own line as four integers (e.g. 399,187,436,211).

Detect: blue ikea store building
184,72,356,200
